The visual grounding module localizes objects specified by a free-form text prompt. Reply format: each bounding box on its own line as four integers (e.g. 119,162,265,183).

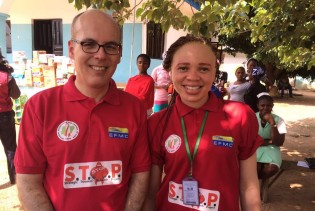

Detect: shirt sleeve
229,103,264,160
14,97,47,174
148,113,165,168
129,106,151,173
277,116,287,134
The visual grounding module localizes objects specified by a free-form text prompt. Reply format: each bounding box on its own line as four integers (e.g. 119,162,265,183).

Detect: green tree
69,0,315,80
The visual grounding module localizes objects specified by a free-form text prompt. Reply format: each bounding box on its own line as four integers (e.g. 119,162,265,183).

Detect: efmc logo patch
57,121,79,141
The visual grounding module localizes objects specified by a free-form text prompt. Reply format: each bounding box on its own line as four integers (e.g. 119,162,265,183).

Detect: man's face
68,11,121,90
137,57,150,74
247,60,257,74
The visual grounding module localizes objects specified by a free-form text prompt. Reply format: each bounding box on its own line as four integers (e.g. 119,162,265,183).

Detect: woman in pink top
151,64,171,112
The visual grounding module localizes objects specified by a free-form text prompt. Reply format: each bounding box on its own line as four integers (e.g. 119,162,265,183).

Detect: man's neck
74,80,110,103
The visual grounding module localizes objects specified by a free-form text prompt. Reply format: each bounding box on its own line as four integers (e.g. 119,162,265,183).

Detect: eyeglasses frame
71,39,122,55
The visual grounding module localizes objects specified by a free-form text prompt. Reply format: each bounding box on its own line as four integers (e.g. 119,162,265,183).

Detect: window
33,19,63,55
146,21,165,59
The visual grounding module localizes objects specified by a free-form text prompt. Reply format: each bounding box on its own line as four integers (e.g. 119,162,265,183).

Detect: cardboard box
32,67,43,77
24,69,33,86
43,66,56,77
56,78,67,86
44,76,57,88
67,64,75,74
12,51,27,62
33,51,46,60
33,76,44,87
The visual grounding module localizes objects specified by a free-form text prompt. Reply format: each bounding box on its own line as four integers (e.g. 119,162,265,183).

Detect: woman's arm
16,174,54,211
239,153,261,211
263,114,285,146
8,76,21,99
142,165,162,211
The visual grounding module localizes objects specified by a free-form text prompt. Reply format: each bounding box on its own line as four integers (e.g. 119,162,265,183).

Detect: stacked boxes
43,65,57,88
24,69,33,86
32,50,46,65
11,50,71,88
32,66,44,87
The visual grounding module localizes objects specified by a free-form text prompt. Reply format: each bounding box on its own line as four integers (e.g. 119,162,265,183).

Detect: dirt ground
0,89,314,211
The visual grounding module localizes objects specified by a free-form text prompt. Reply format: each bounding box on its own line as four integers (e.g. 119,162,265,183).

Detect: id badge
182,177,199,205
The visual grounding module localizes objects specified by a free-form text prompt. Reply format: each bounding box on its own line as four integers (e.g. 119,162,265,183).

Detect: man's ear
68,40,74,60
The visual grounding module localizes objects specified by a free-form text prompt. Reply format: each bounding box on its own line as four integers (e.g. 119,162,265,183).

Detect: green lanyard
180,111,208,177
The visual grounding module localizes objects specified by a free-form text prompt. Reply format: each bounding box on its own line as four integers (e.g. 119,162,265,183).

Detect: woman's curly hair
0,60,14,73
0,50,14,73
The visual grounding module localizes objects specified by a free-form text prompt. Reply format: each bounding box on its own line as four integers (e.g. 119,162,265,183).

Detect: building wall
6,0,312,89
1,0,183,83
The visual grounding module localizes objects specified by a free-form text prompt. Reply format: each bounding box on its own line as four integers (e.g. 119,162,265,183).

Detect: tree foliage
68,0,315,79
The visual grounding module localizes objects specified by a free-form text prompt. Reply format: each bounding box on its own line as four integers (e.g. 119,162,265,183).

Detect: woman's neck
235,79,245,84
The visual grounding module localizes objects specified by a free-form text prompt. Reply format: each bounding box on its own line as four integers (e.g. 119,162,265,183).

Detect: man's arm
142,165,162,211
16,174,54,211
125,171,150,211
239,153,261,211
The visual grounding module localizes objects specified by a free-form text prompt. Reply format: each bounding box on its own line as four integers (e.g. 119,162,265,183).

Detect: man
277,73,293,98
0,49,21,185
125,54,155,117
14,9,150,211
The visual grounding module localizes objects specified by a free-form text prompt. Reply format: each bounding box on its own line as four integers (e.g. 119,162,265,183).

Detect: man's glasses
72,39,121,55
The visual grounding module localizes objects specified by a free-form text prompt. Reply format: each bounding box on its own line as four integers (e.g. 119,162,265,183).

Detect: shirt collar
64,75,121,105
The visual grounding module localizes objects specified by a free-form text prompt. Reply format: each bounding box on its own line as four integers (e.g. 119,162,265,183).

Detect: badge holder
182,176,199,206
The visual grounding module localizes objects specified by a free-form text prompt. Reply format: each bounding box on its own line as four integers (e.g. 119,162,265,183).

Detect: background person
277,72,293,98
246,58,258,76
14,9,150,211
143,35,262,211
151,54,171,113
125,54,155,116
255,93,286,200
0,49,21,185
227,66,251,102
256,93,286,179
244,66,267,112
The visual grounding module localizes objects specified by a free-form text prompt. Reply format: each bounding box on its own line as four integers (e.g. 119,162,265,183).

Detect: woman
228,66,251,102
0,49,21,184
143,36,262,211
151,61,171,112
256,93,286,179
125,54,155,116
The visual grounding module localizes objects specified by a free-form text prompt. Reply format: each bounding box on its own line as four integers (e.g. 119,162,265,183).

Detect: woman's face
170,42,216,108
137,57,150,74
258,98,274,116
235,68,245,81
